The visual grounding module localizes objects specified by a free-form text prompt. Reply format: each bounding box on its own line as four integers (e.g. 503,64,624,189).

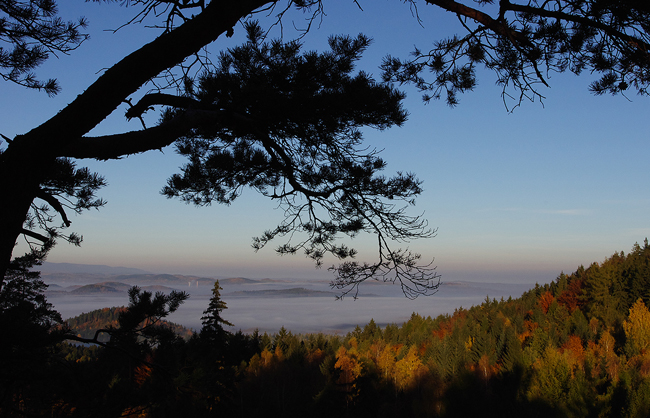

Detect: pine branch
62,109,228,160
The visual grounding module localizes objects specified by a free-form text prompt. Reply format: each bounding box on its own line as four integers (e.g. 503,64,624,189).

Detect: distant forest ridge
42,271,296,289
65,306,194,342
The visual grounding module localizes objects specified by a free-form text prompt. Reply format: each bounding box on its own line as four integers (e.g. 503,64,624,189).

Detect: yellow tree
375,343,397,383
334,345,363,403
394,345,426,391
623,298,650,357
596,331,621,382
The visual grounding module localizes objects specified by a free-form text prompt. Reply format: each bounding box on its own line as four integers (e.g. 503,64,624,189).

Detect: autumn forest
2,241,649,417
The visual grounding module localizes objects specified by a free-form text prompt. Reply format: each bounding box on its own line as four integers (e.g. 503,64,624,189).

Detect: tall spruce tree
200,281,233,342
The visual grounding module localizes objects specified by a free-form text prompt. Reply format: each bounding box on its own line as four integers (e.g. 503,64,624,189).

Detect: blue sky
4,1,650,284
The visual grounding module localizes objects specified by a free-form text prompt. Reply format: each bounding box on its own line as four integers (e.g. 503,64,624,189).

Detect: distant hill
69,284,123,295
220,277,260,285
42,271,217,287
226,287,339,298
65,307,194,342
61,282,182,295
37,262,323,288
112,274,194,285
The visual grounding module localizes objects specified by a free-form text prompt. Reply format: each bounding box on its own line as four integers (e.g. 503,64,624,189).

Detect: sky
3,1,650,285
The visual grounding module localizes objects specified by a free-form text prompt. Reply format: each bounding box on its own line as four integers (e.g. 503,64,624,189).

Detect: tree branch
64,332,165,371
21,228,50,243
425,0,529,43
506,2,650,53
9,0,275,155
62,109,227,160
35,189,71,227
125,93,207,119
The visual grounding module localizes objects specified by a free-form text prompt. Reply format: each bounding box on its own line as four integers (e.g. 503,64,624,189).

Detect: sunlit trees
623,298,650,357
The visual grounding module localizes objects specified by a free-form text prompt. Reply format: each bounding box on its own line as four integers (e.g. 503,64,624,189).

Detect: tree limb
125,93,208,119
35,189,71,227
21,228,50,243
506,2,650,53
8,0,276,155
62,109,228,160
425,0,529,44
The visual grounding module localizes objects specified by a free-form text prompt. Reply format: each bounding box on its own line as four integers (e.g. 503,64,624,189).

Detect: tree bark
0,0,275,281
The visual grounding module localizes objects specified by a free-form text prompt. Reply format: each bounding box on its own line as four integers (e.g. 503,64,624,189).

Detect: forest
2,240,649,417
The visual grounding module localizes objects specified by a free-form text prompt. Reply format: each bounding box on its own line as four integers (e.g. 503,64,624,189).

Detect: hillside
230,240,650,417
66,307,194,342
226,287,338,298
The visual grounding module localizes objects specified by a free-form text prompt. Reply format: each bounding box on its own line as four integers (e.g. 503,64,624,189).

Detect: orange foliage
557,279,584,312
334,346,363,397
623,298,650,355
394,346,427,391
261,348,275,367
538,291,555,314
518,319,539,343
475,354,499,381
639,353,650,377
376,343,397,382
306,348,324,365
561,335,585,364
596,331,620,382
133,354,154,387
432,310,467,340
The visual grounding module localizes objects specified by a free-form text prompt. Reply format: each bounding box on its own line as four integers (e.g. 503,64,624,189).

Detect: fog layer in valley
43,263,533,334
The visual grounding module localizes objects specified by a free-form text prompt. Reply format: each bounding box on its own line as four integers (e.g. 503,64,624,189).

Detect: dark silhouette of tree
155,22,437,297
0,0,88,95
384,0,650,109
66,286,189,354
2,0,650,296
200,280,233,341
0,241,69,416
0,1,441,298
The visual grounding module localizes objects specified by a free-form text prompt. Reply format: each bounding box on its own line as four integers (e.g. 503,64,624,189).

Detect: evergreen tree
0,242,66,416
199,280,233,342
623,239,650,309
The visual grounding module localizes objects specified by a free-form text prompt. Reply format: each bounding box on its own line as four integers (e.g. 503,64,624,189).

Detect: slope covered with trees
3,242,650,417
232,240,650,417
66,306,193,342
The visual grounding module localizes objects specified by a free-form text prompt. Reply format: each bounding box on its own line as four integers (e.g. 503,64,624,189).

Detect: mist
48,279,533,335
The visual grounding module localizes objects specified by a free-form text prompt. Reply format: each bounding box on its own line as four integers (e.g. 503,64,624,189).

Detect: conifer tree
200,280,233,342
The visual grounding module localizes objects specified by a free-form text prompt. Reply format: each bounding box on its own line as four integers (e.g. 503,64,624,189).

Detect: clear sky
3,1,649,284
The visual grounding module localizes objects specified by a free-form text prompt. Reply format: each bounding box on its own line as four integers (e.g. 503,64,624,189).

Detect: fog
48,279,533,334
